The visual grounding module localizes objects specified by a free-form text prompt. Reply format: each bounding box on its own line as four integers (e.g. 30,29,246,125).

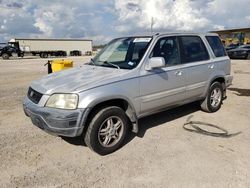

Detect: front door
139,36,186,115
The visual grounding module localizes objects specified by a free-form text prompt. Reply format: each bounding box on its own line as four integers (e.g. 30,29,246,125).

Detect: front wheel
84,106,129,155
2,53,10,60
200,82,223,113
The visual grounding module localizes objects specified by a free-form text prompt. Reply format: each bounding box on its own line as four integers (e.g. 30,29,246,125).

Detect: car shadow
228,87,250,97
130,102,200,139
121,102,201,147
61,135,86,146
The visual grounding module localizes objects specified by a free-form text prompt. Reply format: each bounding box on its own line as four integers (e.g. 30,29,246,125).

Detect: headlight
46,94,78,109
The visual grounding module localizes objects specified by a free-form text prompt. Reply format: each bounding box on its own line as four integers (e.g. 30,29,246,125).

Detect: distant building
212,28,250,46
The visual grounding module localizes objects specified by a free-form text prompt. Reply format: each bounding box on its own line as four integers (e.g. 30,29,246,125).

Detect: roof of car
118,32,218,39
156,32,217,35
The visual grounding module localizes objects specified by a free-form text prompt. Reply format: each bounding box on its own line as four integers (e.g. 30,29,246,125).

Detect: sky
0,0,250,44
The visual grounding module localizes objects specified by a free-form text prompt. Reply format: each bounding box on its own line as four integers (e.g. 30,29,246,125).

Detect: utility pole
150,17,155,34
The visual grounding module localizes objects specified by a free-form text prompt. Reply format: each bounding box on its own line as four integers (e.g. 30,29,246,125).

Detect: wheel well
83,99,136,134
212,77,225,85
90,99,129,113
211,77,226,95
212,77,225,89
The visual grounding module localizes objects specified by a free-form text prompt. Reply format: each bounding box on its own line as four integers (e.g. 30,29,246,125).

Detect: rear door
178,35,213,99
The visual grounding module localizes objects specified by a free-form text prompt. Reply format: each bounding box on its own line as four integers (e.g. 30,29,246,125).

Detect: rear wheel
200,82,223,113
84,106,129,155
2,53,10,60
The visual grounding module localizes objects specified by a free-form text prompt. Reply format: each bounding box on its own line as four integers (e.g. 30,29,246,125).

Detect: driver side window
150,37,180,66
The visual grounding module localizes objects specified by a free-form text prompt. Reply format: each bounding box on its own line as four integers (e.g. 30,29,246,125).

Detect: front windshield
92,37,152,69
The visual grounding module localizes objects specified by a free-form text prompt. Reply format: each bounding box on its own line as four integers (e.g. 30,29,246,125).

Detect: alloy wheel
98,116,124,147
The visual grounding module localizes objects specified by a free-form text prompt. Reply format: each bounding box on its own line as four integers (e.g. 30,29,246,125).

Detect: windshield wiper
98,61,120,69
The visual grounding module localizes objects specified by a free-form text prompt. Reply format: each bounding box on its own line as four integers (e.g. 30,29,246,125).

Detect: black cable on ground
183,115,241,138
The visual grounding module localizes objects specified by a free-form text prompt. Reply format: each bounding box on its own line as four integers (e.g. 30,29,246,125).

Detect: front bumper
23,96,88,137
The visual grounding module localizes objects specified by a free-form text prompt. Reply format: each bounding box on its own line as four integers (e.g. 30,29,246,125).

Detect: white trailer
9,38,92,58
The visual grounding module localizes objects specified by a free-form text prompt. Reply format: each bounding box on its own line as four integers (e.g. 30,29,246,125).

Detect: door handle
175,70,182,76
208,64,214,69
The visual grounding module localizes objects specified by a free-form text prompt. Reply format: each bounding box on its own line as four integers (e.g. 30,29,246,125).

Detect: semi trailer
2,38,92,59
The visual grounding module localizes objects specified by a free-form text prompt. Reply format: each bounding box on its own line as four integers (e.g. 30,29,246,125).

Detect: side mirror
146,57,166,70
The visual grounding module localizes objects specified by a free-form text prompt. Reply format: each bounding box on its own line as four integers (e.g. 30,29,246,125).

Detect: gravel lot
0,56,250,188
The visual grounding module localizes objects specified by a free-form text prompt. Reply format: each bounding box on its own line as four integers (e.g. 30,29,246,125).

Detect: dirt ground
0,56,250,188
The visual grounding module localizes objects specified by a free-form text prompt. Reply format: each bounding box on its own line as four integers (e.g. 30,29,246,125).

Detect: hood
31,65,129,95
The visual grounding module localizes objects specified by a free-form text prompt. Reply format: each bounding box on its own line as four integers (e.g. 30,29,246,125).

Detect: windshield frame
91,36,152,70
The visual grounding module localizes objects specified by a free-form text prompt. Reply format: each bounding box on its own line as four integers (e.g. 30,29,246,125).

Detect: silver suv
23,33,233,155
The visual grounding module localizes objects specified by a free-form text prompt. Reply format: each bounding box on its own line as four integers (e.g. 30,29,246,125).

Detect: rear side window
179,36,209,63
206,36,227,57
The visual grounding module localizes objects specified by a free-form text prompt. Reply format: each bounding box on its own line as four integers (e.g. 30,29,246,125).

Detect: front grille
27,87,43,104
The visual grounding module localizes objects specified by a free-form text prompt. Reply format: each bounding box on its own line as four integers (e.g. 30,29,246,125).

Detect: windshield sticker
128,61,135,66
133,38,151,43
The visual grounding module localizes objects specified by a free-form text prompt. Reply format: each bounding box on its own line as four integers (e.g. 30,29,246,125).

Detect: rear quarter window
179,36,209,63
206,36,227,57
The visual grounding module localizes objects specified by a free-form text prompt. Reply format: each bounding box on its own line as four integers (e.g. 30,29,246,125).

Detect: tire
200,82,223,113
84,106,129,155
43,53,48,58
2,53,10,60
40,53,48,58
247,53,250,60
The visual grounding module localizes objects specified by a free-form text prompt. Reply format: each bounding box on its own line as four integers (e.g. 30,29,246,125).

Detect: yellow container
51,59,73,73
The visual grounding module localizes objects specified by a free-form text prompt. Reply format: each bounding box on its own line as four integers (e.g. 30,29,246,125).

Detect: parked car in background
227,44,250,59
225,43,240,51
23,33,233,155
0,45,24,60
